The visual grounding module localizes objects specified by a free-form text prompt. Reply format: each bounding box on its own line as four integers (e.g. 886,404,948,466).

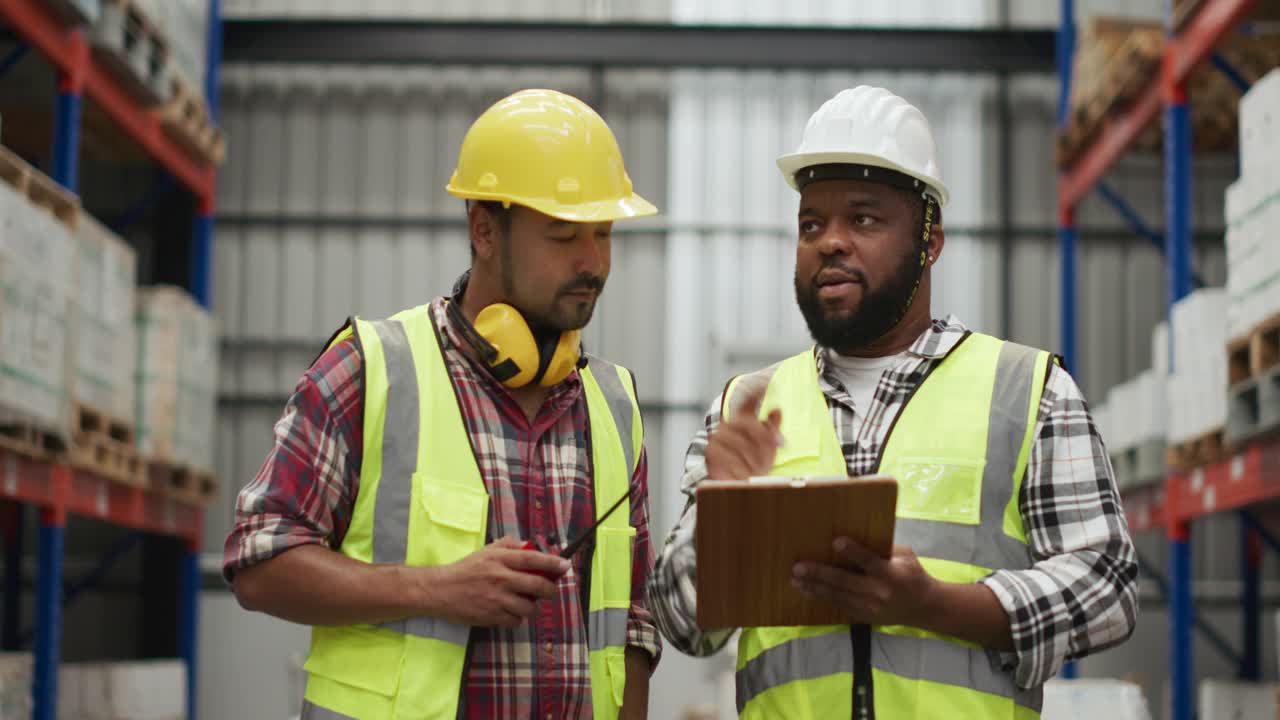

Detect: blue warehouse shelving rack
0,1,223,718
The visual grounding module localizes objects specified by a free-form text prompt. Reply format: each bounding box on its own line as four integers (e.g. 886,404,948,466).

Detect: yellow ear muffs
469,303,583,389
539,329,583,387
472,303,540,388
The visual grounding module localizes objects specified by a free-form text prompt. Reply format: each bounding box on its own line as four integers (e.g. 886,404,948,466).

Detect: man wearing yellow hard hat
224,89,661,720
649,86,1137,718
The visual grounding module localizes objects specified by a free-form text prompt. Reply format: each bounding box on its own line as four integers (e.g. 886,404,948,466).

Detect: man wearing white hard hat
648,86,1137,718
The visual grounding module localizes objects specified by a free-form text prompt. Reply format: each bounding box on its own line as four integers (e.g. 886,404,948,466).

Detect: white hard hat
777,85,949,207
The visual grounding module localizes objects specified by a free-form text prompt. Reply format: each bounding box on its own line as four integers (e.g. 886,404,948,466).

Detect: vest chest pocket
416,475,489,564
888,458,984,525
598,525,636,608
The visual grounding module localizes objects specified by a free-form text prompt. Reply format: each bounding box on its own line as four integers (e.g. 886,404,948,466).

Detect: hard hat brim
776,151,950,207
446,185,659,223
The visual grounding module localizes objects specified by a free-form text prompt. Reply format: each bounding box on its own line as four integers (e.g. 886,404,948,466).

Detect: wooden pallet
1166,428,1226,471
68,437,146,487
0,418,68,462
156,77,226,166
1175,0,1280,32
147,461,217,506
73,402,135,448
1227,312,1280,386
0,145,79,230
1229,334,1252,385
1057,16,1280,167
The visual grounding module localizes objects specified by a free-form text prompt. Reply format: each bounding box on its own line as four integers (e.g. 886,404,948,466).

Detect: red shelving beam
1123,482,1168,534
1122,436,1280,533
1057,0,1258,210
0,449,203,544
0,0,216,202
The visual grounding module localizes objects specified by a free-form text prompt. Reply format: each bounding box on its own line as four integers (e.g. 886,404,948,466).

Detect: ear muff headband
446,298,584,389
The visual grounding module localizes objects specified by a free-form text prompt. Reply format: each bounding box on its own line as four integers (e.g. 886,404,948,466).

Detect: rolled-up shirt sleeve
222,339,364,583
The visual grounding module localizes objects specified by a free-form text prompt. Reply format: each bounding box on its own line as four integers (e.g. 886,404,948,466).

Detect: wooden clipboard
694,475,897,629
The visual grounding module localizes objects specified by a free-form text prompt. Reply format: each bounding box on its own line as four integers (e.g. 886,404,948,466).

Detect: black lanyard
852,624,875,720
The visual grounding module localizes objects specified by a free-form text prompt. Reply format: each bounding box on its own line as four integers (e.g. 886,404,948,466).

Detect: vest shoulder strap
583,355,643,475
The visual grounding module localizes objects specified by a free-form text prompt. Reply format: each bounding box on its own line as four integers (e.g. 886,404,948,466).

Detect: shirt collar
814,314,970,376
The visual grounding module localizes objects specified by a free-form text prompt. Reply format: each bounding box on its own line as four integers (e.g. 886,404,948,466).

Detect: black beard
795,246,921,352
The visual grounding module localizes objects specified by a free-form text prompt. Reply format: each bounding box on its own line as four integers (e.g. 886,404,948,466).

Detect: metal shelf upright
0,1,222,718
1056,0,1263,717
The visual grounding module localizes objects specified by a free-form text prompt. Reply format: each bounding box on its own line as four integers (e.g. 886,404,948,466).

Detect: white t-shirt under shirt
823,350,909,428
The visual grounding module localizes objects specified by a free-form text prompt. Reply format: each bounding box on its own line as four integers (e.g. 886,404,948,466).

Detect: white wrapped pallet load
1041,679,1152,720
136,286,217,472
67,660,185,720
1201,289,1229,436
1136,369,1167,443
1170,289,1229,443
1240,69,1280,181
1152,321,1170,377
0,179,76,443
1224,177,1259,340
167,0,209,94
0,653,31,719
1120,380,1139,450
1093,401,1111,445
1106,383,1129,451
74,214,137,423
1199,679,1279,720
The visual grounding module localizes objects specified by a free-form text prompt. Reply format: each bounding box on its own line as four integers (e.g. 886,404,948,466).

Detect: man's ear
926,222,945,266
469,203,499,261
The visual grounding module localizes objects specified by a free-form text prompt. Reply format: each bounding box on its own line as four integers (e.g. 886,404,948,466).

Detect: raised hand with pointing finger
704,383,784,481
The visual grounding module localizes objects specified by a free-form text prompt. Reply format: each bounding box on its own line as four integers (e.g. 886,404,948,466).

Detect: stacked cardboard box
1169,289,1229,445
1226,69,1280,343
135,286,217,472
0,171,76,444
60,660,185,720
73,213,137,422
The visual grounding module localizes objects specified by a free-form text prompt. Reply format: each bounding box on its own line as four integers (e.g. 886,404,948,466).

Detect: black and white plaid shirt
647,316,1138,690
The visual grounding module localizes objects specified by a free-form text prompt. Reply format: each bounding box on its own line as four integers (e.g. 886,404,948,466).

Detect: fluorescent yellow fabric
725,334,1051,719
303,305,640,719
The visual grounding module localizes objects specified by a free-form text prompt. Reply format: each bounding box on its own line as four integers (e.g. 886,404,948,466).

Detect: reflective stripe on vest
300,701,359,720
725,333,1051,719
302,307,640,720
735,630,1042,714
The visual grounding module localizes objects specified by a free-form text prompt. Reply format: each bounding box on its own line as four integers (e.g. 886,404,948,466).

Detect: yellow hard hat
446,89,658,223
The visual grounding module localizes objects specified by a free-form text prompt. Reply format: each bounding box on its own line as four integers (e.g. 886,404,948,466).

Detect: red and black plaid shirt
224,298,660,719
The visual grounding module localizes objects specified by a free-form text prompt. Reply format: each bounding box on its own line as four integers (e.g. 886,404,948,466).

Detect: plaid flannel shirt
225,298,660,720
647,316,1138,690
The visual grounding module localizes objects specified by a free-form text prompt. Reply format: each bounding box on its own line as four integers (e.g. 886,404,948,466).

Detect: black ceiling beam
221,21,1056,73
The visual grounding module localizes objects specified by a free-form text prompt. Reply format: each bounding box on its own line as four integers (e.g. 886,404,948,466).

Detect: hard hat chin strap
895,195,937,326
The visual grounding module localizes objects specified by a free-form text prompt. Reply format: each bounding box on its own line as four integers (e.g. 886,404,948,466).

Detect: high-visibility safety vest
298,305,642,720
722,332,1052,720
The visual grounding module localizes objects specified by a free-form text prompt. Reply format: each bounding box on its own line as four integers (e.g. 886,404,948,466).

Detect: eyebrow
798,198,883,216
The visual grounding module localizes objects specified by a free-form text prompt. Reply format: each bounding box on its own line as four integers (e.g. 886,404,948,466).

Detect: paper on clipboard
694,475,897,629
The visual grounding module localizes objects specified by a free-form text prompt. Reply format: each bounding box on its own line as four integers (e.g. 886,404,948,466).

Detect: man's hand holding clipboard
695,384,919,629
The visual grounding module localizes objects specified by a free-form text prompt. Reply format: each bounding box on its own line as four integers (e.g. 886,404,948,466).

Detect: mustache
812,261,867,286
559,275,605,295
